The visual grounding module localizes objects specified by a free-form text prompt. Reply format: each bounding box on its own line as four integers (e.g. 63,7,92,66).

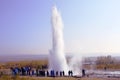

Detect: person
25,66,29,75
32,69,34,76
52,70,55,77
104,67,107,71
50,70,55,77
60,71,62,76
14,67,19,75
21,67,25,76
47,71,49,76
70,70,73,76
56,71,58,76
68,70,71,76
21,67,23,75
62,71,65,76
0,71,3,77
36,68,39,76
10,67,15,75
82,69,85,77
28,66,31,75
42,70,45,76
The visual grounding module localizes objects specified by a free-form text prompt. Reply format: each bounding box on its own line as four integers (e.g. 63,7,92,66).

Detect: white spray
49,6,68,74
68,55,82,76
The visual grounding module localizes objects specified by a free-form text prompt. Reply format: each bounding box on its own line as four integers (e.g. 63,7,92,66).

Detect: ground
0,75,119,80
20,76,120,80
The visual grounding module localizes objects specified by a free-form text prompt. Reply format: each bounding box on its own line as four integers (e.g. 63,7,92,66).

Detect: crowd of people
10,66,32,76
10,66,75,77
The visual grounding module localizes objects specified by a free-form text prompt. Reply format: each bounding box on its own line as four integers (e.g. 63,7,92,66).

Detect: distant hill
0,54,48,62
0,54,119,63
0,54,73,62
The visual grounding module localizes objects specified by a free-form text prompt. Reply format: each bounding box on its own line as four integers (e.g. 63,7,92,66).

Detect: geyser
49,6,68,74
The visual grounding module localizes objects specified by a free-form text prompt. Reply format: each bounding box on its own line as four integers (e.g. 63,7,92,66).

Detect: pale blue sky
0,0,120,56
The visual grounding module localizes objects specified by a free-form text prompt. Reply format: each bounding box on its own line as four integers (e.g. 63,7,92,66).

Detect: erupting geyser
49,6,68,74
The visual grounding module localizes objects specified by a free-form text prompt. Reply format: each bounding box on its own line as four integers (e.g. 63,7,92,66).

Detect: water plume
49,6,68,74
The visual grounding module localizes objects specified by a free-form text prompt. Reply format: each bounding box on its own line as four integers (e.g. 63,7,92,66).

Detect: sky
0,0,120,56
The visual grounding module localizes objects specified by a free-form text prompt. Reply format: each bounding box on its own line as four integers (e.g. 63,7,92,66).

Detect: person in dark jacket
47,71,49,76
56,71,58,76
82,69,85,77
